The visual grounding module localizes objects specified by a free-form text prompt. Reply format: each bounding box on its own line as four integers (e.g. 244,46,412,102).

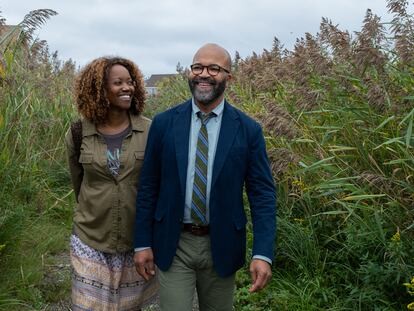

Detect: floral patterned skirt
70,234,158,311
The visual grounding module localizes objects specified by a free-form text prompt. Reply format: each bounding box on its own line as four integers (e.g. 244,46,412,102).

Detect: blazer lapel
211,101,240,188
173,100,192,195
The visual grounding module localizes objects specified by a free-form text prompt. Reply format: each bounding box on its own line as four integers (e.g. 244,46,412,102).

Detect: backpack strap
71,119,83,163
70,119,83,201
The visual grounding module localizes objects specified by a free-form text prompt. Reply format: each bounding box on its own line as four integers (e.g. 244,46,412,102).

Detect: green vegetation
0,9,76,310
1,1,413,310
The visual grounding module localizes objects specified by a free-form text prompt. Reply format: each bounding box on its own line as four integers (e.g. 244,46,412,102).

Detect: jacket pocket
129,151,145,185
233,216,247,230
154,206,166,222
79,153,93,163
134,151,145,160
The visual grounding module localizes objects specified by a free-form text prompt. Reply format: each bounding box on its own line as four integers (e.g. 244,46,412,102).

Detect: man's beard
188,76,226,106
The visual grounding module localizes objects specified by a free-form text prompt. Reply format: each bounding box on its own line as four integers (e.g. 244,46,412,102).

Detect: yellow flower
403,277,414,298
407,302,414,310
391,230,400,242
292,179,305,190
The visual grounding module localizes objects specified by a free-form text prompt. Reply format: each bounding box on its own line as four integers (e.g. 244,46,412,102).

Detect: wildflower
391,229,400,242
404,277,414,295
292,179,306,191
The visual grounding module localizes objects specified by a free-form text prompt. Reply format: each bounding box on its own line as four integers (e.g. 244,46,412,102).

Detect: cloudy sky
1,0,392,77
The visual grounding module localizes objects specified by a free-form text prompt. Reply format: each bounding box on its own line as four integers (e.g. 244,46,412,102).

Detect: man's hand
249,259,272,293
133,249,156,281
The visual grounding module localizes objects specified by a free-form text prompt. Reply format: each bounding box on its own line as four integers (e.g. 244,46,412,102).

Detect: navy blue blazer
134,99,276,277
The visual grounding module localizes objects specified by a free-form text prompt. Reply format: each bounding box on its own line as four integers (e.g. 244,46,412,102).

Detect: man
133,43,276,311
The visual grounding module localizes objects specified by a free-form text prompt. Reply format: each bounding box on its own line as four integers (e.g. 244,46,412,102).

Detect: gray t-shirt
101,125,131,176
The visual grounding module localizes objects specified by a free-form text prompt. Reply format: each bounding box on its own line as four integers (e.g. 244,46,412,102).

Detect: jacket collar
81,113,145,137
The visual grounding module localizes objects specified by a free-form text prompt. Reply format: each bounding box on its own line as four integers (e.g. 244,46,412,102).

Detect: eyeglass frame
190,63,230,76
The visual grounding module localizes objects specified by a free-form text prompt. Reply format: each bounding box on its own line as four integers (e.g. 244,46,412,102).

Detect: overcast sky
1,0,392,77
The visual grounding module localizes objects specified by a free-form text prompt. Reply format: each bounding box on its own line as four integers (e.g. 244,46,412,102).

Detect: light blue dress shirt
183,99,224,223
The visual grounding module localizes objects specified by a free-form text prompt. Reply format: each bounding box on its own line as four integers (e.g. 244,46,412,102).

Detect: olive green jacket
65,114,151,253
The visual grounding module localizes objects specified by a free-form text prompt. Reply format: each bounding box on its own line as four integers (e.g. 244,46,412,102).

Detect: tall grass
150,0,414,309
0,9,76,309
1,1,413,310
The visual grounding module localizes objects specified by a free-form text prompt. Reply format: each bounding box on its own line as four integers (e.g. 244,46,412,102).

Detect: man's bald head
193,43,232,70
188,43,233,112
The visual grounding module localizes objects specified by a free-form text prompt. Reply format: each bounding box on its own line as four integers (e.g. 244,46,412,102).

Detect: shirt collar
191,98,225,121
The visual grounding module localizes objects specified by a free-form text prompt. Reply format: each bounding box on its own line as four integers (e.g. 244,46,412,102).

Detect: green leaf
399,107,414,126
342,194,386,201
373,137,405,150
329,145,357,152
406,114,413,147
293,138,315,143
374,116,395,132
312,210,350,216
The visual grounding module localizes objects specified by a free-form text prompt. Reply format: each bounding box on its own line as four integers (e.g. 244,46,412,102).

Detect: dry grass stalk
353,9,388,75
319,18,352,62
387,0,414,64
364,76,388,112
259,97,298,139
267,147,300,177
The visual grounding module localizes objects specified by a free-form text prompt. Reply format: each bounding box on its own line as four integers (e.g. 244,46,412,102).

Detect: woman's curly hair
75,56,146,124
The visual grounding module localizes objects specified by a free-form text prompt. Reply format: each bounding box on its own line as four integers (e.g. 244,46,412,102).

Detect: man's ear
226,73,233,83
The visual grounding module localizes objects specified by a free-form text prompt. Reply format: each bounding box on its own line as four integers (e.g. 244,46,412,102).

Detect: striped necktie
191,111,216,225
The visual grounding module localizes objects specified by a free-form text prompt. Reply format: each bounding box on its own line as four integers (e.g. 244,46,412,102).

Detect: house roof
145,74,177,87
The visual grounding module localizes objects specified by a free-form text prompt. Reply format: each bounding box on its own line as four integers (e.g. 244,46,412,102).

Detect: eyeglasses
190,63,230,76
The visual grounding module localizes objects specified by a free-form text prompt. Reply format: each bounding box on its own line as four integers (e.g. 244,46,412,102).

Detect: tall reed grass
1,1,413,309
0,9,77,309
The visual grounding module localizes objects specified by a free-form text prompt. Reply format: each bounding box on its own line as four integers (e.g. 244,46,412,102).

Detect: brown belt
183,223,209,236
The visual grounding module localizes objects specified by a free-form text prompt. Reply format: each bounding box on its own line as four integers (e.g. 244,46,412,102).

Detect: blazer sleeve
245,122,277,261
133,115,163,248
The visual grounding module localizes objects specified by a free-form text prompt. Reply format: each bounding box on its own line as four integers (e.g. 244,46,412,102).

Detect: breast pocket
134,151,145,161
228,146,247,171
129,151,145,186
79,153,104,183
79,153,93,172
79,153,93,164
229,146,247,159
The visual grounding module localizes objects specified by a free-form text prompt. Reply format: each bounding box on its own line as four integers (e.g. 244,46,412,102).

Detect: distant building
145,74,177,95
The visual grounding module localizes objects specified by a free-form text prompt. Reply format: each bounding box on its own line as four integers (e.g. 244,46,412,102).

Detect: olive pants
158,231,235,311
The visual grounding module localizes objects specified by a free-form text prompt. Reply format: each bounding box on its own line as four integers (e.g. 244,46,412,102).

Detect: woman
65,56,158,310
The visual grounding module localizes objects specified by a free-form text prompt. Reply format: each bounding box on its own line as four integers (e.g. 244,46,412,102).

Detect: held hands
249,259,272,293
133,249,156,281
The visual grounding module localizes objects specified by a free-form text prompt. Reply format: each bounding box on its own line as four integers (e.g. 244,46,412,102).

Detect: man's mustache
192,77,216,85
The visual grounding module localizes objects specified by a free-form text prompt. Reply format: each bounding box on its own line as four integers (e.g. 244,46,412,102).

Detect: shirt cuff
252,255,272,265
134,247,151,252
